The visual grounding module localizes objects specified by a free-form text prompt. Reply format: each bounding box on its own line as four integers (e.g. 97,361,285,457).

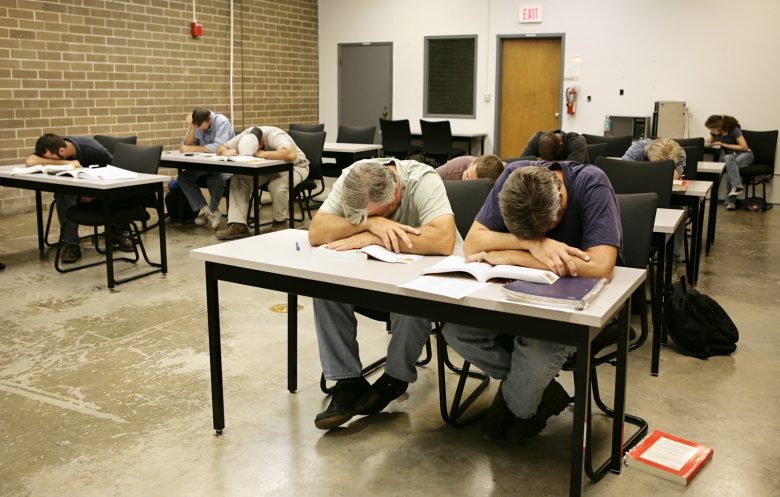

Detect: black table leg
651,235,667,376
103,198,115,290
288,166,295,229
692,199,705,285
705,172,721,253
288,293,298,393
252,174,260,235
157,187,168,275
35,190,44,256
611,301,630,473
205,262,225,434
570,329,591,497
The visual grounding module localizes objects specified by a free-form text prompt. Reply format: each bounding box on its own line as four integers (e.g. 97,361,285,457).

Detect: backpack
165,180,197,223
663,277,739,358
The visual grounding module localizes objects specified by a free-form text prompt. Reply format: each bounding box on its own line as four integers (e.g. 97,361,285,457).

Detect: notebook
501,277,607,310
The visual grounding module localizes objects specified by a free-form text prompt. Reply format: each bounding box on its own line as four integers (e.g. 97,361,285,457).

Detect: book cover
501,276,606,309
625,430,713,486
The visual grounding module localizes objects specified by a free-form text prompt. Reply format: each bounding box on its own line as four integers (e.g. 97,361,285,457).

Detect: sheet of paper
399,275,487,300
361,245,422,264
641,437,698,471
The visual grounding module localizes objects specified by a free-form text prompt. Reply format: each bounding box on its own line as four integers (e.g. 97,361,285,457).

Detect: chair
595,157,674,208
287,130,327,221
739,130,778,206
560,192,656,481
288,123,324,133
54,143,165,287
585,142,608,164
419,119,466,166
379,118,421,160
673,137,705,170
680,145,699,180
323,125,378,177
582,134,633,158
501,155,537,163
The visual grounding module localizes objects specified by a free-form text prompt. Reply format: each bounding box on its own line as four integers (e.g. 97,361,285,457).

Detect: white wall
319,0,780,200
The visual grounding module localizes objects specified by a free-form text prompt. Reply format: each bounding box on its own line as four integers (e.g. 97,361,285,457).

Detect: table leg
651,236,667,376
288,166,295,229
569,331,590,497
157,187,168,275
611,301,630,473
35,190,44,256
288,293,298,393
205,262,225,433
692,199,705,285
705,173,721,253
252,174,260,235
479,136,485,155
103,199,115,290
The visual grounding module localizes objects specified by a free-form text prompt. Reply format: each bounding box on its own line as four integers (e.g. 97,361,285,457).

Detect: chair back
379,118,414,157
585,142,608,163
112,143,162,174
337,125,376,144
583,134,633,157
289,123,325,133
681,145,699,180
616,193,658,269
93,135,137,155
595,157,674,208
288,130,327,181
501,156,537,163
420,119,454,156
741,130,778,169
673,137,705,163
443,179,493,238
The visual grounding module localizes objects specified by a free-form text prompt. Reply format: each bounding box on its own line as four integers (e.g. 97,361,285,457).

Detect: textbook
501,276,606,310
672,179,688,192
421,255,559,284
311,244,423,264
10,164,79,175
625,430,713,486
55,165,137,180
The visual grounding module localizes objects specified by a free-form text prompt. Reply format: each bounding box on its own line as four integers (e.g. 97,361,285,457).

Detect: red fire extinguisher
565,87,578,115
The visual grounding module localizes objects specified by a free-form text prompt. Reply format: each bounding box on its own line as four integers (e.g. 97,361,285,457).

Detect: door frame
494,33,566,156
337,42,394,127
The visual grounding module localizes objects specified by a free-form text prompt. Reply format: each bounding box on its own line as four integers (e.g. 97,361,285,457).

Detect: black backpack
663,277,739,358
165,180,197,223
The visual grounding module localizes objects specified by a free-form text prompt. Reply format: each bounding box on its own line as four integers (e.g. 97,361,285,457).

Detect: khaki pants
227,166,308,224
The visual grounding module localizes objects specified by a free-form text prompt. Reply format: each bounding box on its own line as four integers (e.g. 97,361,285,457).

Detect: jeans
178,170,231,212
312,298,431,383
226,165,308,224
442,323,574,418
723,151,754,192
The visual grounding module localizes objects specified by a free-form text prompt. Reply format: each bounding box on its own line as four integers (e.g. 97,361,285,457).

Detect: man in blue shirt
178,108,234,229
443,160,622,442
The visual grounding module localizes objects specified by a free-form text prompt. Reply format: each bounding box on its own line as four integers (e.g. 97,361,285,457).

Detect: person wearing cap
178,107,234,229
214,126,310,239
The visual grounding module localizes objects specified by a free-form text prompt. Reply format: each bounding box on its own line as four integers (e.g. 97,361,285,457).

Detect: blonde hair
645,138,681,165
472,154,505,183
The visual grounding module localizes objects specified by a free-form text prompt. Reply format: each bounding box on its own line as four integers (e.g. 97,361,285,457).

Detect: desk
698,161,726,254
0,165,168,289
410,130,488,155
191,229,645,497
158,152,294,235
672,180,712,285
322,142,383,176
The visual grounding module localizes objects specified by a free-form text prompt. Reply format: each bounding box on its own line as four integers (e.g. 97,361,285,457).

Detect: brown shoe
269,220,288,232
215,222,249,240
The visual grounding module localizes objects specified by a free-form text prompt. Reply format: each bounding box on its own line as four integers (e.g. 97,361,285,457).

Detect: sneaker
728,185,744,197
725,201,736,211
61,244,82,263
314,377,373,430
356,373,408,415
481,381,517,441
112,230,135,252
208,209,222,229
215,223,249,240
506,379,570,443
194,207,209,226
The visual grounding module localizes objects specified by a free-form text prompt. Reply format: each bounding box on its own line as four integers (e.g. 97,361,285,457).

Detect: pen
295,242,300,252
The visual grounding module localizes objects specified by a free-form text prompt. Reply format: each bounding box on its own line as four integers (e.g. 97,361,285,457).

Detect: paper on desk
399,275,487,300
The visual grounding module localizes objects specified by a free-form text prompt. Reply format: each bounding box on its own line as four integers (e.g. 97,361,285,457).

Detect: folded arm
257,144,297,161
25,155,80,167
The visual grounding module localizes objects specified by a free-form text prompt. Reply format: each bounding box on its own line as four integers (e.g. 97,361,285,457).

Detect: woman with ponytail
705,114,753,210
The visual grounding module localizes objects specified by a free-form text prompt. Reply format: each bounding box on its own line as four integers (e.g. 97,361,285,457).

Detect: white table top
191,229,645,330
0,165,166,190
323,142,383,153
654,208,685,235
673,179,712,198
698,161,726,174
160,151,287,170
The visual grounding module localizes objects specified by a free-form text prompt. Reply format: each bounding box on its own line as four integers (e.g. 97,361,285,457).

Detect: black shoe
506,379,570,442
315,377,373,430
112,230,135,252
356,373,408,415
481,381,517,441
61,245,81,264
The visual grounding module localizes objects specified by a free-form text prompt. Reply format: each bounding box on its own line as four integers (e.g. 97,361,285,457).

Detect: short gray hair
341,161,397,224
498,166,562,240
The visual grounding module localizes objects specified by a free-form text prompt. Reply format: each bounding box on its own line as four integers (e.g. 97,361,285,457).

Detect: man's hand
466,250,518,266
326,232,376,251
223,148,237,156
185,114,193,126
527,238,590,276
365,217,421,253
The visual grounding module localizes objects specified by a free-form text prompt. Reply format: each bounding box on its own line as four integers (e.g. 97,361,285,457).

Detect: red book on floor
624,430,713,486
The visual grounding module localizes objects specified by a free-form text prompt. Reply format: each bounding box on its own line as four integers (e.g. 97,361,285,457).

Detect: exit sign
519,6,542,23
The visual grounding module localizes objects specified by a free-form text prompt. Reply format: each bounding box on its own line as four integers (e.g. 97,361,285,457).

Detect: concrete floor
1,199,779,497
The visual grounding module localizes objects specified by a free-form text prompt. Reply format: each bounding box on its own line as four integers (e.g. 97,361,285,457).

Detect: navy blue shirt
476,160,623,261
65,136,113,167
710,127,743,146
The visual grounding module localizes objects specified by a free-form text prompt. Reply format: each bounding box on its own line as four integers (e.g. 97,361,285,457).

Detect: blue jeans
312,299,431,383
443,323,574,418
724,151,754,192
178,170,231,212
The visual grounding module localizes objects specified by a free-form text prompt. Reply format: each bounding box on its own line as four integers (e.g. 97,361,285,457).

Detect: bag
165,180,197,222
663,277,739,358
743,197,773,212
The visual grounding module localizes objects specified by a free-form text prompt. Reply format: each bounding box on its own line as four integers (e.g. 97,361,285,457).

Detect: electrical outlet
619,89,624,96
483,92,491,103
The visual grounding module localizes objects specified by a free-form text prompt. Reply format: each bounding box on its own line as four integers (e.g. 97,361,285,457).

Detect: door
338,43,392,143
496,36,563,158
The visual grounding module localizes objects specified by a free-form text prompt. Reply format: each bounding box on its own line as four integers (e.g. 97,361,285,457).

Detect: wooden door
498,37,562,158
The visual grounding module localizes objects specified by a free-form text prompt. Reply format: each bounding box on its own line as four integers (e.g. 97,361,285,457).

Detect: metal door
338,43,392,143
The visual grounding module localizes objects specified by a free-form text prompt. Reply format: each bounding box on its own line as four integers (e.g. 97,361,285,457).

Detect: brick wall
0,0,319,214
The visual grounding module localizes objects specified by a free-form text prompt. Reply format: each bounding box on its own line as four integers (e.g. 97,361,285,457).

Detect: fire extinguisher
565,87,577,115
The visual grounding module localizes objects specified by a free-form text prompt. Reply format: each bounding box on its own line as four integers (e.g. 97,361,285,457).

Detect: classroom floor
1,199,779,497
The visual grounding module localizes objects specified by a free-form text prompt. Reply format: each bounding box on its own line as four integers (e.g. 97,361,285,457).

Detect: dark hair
192,107,212,126
705,115,741,132
538,131,563,161
34,133,66,157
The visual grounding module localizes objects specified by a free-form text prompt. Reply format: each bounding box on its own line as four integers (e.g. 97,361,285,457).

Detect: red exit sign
519,6,543,23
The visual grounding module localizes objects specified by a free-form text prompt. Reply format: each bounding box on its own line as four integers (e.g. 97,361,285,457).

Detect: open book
312,244,423,264
501,277,606,310
421,256,559,284
11,164,79,175
625,430,713,486
56,165,138,180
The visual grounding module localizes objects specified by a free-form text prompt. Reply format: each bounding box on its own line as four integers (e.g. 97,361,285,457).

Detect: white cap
237,133,259,156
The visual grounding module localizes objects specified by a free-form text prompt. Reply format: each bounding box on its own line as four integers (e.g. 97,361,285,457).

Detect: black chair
287,130,327,221
585,142,608,164
673,137,705,170
560,192,656,482
289,123,324,133
379,118,421,160
739,130,778,206
595,157,674,208
54,143,165,287
680,145,699,180
583,134,633,158
419,119,466,166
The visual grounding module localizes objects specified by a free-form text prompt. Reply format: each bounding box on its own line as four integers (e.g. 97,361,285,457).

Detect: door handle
555,112,560,118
